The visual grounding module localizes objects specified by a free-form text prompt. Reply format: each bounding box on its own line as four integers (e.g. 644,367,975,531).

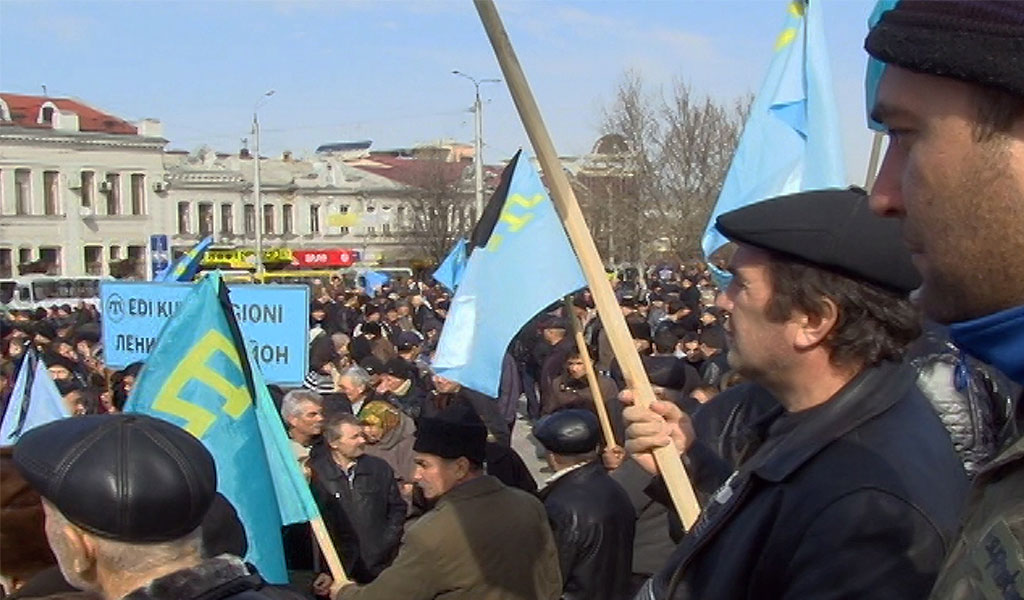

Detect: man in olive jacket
334,405,561,600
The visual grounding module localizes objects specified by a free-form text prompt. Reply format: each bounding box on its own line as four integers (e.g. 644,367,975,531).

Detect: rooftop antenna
41,84,47,97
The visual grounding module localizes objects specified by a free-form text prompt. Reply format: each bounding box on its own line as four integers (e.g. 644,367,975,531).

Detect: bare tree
592,71,749,264
402,159,474,263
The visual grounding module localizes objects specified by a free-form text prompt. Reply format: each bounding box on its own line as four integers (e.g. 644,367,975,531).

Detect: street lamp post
452,71,500,221
252,90,275,278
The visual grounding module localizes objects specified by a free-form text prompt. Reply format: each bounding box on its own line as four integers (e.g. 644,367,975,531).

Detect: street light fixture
452,71,501,221
252,90,274,279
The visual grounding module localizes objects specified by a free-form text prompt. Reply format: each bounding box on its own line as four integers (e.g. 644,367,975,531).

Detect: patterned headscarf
358,400,402,436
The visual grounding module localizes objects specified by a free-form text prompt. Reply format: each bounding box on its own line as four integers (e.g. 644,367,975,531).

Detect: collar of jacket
949,303,1024,387
438,474,503,506
747,360,918,483
121,555,255,600
539,461,603,498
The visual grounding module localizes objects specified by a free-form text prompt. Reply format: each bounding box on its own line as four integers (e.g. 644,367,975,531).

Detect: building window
18,248,33,270
177,202,191,234
105,173,120,215
109,246,121,261
84,246,103,275
40,105,55,124
15,169,30,215
310,204,320,234
396,205,406,229
282,203,293,235
81,171,95,208
39,247,61,275
43,171,59,215
381,223,391,235
127,246,145,278
221,204,233,235
263,204,275,235
198,203,213,236
130,173,145,215
244,205,256,237
0,249,11,278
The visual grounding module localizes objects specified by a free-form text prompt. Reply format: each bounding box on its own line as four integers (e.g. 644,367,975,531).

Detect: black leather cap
534,409,600,455
715,187,921,294
12,414,217,542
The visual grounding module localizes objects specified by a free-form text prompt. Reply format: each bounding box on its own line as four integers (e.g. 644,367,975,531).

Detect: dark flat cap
715,187,920,294
359,355,385,376
12,414,216,543
395,331,423,351
534,409,600,455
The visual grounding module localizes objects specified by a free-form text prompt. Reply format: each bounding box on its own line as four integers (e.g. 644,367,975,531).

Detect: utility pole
452,71,500,221
252,90,274,279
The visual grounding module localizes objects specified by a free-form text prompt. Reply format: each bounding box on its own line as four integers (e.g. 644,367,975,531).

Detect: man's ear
792,297,839,351
44,504,99,585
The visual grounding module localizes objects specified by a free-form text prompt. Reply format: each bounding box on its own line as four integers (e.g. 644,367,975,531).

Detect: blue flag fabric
702,0,847,261
0,349,69,445
433,238,469,292
865,0,900,131
125,272,320,583
155,235,214,282
432,154,586,397
363,270,390,297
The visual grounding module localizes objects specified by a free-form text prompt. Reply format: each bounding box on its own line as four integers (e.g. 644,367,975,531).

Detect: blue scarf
949,304,1024,386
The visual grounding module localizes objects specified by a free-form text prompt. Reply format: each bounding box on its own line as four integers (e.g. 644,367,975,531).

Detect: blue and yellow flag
432,152,586,397
432,238,468,292
156,235,214,282
702,0,846,262
126,272,320,583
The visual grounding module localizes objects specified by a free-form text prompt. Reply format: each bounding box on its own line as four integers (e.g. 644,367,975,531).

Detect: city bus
0,275,111,311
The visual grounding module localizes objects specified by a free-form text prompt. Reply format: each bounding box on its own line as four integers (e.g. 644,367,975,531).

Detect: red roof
0,92,137,135
350,155,470,188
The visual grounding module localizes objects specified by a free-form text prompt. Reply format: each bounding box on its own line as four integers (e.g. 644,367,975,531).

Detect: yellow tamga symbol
152,330,252,438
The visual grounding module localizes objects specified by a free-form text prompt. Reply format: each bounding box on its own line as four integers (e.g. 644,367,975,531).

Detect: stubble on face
873,68,1024,322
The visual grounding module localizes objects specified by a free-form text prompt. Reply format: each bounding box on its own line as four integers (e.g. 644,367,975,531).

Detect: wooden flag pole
563,296,617,448
309,515,351,587
864,131,885,191
475,0,701,530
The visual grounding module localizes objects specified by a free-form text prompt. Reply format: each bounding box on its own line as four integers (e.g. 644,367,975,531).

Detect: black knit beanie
865,0,1024,97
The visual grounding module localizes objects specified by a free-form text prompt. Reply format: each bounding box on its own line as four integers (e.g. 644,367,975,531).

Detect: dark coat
641,361,970,599
486,442,538,494
310,453,406,583
610,460,677,577
540,462,635,600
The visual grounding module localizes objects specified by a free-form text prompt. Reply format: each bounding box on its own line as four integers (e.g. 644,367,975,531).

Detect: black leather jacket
639,361,969,600
540,461,635,600
309,451,406,583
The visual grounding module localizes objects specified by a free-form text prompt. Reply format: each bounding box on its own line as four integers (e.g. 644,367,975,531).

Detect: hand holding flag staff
471,0,702,529
125,272,349,586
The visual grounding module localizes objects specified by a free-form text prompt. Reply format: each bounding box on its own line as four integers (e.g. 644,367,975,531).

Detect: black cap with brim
12,414,217,543
715,187,920,294
534,409,600,455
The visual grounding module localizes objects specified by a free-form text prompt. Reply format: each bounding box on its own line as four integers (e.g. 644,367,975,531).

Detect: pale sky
1,0,880,183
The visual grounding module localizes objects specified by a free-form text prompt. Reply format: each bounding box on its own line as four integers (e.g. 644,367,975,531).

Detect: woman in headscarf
358,400,416,502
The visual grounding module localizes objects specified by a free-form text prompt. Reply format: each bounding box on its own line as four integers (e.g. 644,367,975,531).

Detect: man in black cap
624,188,968,599
11,414,285,600
534,409,634,600
864,4,1024,598
376,357,427,420
332,408,561,599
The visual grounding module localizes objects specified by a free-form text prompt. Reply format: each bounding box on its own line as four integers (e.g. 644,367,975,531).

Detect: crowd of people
2,3,1024,600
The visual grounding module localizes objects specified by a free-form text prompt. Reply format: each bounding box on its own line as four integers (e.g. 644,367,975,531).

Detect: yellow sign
328,212,362,227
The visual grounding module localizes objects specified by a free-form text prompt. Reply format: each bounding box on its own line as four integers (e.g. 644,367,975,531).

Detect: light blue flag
155,235,214,282
702,0,847,261
363,270,390,297
865,0,900,131
433,153,587,397
0,349,70,445
126,272,320,583
433,238,469,292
